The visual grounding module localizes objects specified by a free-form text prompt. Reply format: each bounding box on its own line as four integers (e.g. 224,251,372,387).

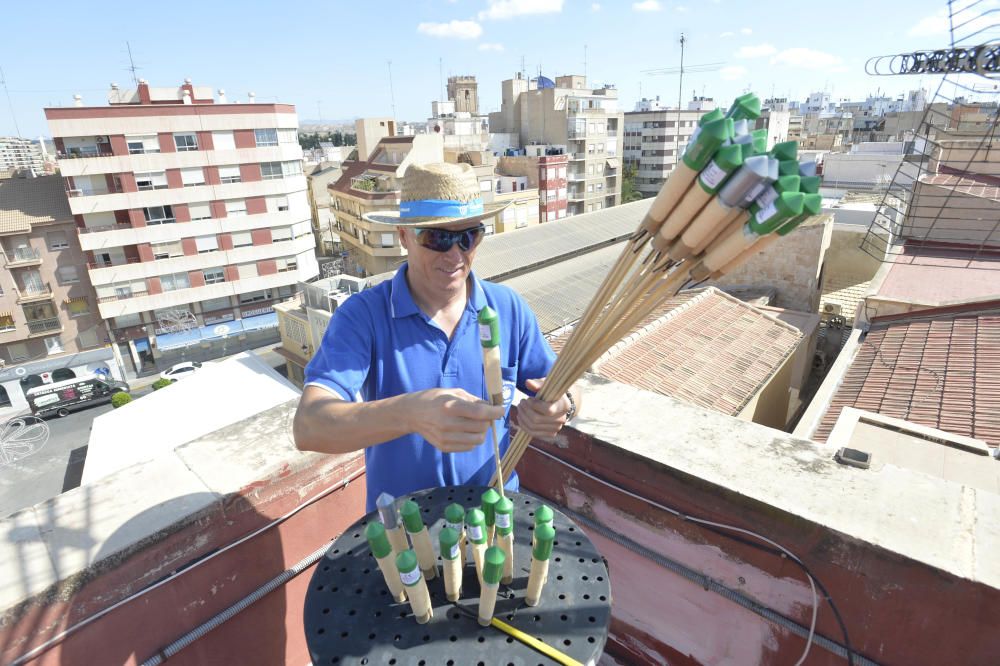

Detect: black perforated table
304,486,612,666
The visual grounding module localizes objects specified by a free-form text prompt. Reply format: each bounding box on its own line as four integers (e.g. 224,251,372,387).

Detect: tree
111,392,133,408
621,164,644,203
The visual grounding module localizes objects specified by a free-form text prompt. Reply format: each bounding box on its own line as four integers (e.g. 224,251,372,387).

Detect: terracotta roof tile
814,303,1000,447
0,175,72,233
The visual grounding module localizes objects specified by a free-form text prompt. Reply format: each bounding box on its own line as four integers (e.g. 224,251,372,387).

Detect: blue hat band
400,198,484,219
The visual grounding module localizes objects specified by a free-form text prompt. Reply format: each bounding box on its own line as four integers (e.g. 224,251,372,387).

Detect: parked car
160,361,203,382
26,375,131,418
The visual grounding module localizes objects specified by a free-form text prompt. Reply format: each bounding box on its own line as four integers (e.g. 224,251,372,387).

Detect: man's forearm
294,387,413,455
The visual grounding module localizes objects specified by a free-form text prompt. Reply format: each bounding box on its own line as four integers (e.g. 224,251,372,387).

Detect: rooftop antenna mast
584,44,588,84
0,65,21,137
126,41,139,87
387,60,397,121
439,57,444,102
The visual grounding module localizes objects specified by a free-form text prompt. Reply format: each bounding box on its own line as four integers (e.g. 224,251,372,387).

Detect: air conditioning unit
821,301,843,316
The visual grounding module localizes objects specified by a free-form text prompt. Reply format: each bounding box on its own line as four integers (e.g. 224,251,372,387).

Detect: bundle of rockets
492,92,823,485
364,489,556,628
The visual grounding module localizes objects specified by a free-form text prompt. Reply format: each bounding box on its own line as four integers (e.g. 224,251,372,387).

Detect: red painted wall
165,169,183,189
210,201,227,219
250,228,272,245
188,270,206,288
197,131,214,151
137,244,154,262
223,265,240,282
114,210,131,226
53,137,65,154
174,203,191,223
146,277,162,295
120,173,138,193
128,209,146,228
109,135,128,156
122,245,140,263
157,132,176,153
180,238,198,256
233,129,256,149
246,196,267,215
257,259,277,275
138,82,151,104
240,163,262,183
204,166,221,186
218,234,234,251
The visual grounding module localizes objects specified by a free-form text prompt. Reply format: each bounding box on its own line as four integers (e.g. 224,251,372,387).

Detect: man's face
399,222,485,297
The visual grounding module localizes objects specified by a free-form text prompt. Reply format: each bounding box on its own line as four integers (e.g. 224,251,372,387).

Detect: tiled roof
920,172,1000,202
0,175,72,234
813,303,1000,448
572,287,804,416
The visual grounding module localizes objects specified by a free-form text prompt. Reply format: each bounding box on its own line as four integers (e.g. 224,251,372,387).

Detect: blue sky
0,0,989,138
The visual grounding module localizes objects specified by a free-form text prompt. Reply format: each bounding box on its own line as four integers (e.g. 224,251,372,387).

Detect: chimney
248,92,256,104
73,94,83,107
138,78,151,105
181,77,195,103
218,89,227,104
182,90,192,105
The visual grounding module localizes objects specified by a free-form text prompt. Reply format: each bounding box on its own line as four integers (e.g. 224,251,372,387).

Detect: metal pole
676,34,685,169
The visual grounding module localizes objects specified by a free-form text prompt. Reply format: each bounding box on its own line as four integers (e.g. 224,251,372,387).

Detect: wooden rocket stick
400,500,437,581
495,496,515,585
478,306,507,498
526,524,555,607
478,546,506,627
365,522,407,603
396,550,433,624
439,526,463,602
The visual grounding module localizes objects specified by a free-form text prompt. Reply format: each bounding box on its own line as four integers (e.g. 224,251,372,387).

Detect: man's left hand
517,378,573,441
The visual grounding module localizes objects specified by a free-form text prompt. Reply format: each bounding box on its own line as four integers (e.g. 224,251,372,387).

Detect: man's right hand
406,388,505,453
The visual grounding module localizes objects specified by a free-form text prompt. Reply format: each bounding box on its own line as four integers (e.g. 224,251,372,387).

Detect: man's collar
389,263,486,319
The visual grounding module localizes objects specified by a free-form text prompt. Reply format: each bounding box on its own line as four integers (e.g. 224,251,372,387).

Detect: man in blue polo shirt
294,163,580,511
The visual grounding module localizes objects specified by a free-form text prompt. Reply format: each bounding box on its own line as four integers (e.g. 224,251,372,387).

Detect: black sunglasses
413,224,486,253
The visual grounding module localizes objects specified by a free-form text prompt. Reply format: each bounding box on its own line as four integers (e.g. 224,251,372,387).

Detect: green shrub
111,392,133,408
152,378,173,390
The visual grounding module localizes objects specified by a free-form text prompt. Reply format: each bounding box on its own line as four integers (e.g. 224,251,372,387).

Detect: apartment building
0,137,46,174
497,149,568,222
489,74,623,216
623,108,704,198
44,80,318,372
0,173,120,411
754,98,791,151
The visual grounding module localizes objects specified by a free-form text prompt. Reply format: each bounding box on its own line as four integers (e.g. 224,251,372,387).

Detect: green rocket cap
727,93,761,121
778,193,822,235
481,488,501,527
799,175,821,194
396,549,418,575
775,174,801,194
495,497,514,536
778,160,800,177
466,508,487,544
533,524,556,561
365,521,392,559
477,306,500,349
439,527,460,560
698,144,743,194
482,546,506,585
770,141,798,162
400,500,425,534
683,117,732,171
750,191,805,235
445,503,466,529
534,505,554,527
698,108,724,127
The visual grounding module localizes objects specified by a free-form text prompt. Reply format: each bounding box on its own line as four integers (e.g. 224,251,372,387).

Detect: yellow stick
489,617,584,666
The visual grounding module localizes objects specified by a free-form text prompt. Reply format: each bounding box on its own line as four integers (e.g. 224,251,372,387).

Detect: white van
26,374,130,418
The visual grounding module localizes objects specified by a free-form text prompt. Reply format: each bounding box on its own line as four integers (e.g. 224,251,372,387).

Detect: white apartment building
623,108,705,198
0,136,46,173
44,80,318,370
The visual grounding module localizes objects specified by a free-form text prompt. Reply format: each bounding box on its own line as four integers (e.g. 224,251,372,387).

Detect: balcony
57,149,115,160
567,172,586,181
4,247,42,268
88,256,142,270
569,152,586,160
16,282,54,304
98,287,149,304
79,222,133,235
26,317,63,336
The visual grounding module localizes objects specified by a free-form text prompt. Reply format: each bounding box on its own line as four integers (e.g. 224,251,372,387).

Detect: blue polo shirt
304,265,556,511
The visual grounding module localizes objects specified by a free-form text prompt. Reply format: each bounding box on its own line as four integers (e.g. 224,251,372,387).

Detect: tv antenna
387,60,397,121
126,42,141,86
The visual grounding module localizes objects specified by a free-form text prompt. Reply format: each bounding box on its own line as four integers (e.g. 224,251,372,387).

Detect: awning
155,319,246,351
241,311,279,332
606,158,619,170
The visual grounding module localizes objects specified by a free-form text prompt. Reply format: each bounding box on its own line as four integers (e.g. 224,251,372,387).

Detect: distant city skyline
0,0,991,139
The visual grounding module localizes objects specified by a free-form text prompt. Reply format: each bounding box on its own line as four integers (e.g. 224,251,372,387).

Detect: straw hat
363,162,510,227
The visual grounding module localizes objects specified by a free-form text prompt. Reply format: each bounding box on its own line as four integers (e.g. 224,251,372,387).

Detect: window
66,297,90,316
7,342,29,361
160,272,191,292
260,162,282,180
272,227,292,242
203,268,225,285
546,168,555,179
240,289,272,304
219,165,241,184
181,167,206,187
232,231,252,248
126,134,159,155
379,233,394,247
195,235,218,253
278,128,298,144
201,296,232,312
44,336,63,355
225,199,247,217
558,166,567,178
276,257,298,272
255,128,278,147
237,263,258,280
78,328,99,348
152,240,183,259
282,160,303,177
267,195,289,212
57,266,79,284
174,133,198,151
188,202,212,220
47,231,69,250
293,220,311,238
114,313,142,328
212,130,235,151
144,205,175,224
0,313,14,331
135,171,167,190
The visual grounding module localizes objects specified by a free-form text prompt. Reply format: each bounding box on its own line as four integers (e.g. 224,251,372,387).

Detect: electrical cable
8,466,365,666
527,444,861,666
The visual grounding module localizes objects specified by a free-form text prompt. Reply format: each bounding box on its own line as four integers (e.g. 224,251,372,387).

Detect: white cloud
735,43,777,59
591,2,601,10
417,20,483,39
675,5,688,12
632,0,662,11
907,10,950,37
740,27,752,35
478,42,505,51
719,31,735,38
478,0,563,20
771,47,847,71
720,65,747,81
